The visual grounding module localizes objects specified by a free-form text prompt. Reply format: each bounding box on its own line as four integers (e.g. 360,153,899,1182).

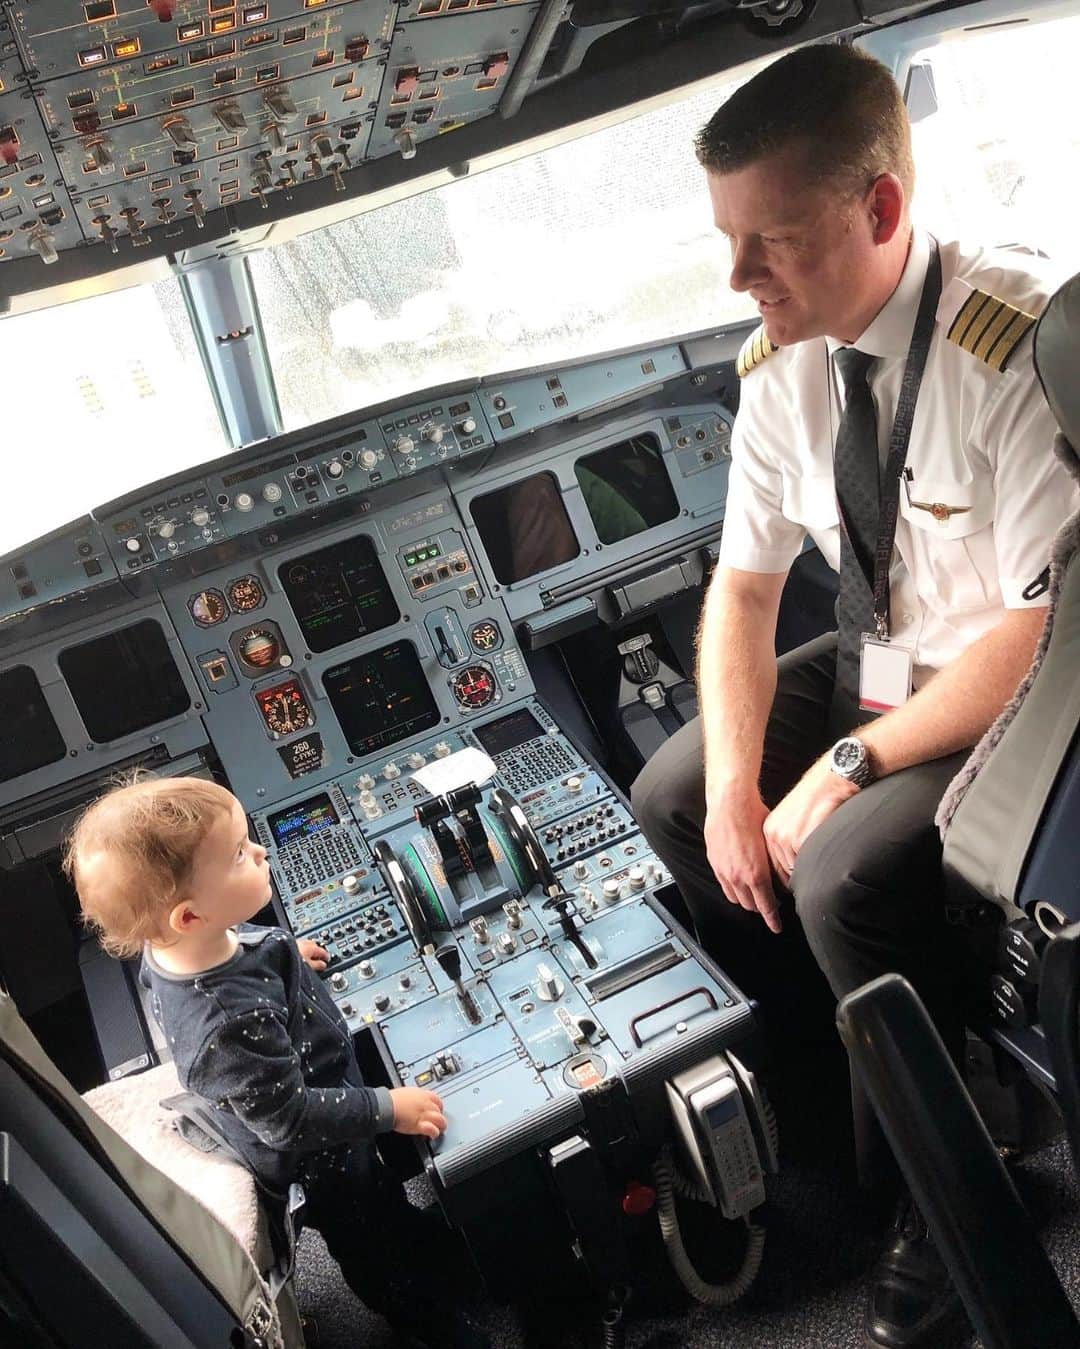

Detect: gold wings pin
907,500,971,523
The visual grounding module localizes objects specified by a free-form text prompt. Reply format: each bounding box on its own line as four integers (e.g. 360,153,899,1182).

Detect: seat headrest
1034,272,1080,451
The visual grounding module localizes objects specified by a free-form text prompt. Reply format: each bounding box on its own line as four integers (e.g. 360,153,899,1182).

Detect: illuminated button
496,932,516,955
263,482,282,503
234,492,254,512
383,761,401,780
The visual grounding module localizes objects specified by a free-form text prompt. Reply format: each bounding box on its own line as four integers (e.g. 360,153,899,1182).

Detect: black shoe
865,1199,969,1348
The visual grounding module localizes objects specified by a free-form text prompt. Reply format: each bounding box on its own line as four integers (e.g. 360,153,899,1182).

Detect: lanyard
838,237,942,639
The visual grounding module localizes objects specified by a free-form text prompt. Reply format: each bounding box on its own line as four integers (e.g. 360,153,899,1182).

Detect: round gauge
239,627,280,670
255,678,313,739
189,589,228,627
452,663,498,710
228,574,265,613
469,620,501,653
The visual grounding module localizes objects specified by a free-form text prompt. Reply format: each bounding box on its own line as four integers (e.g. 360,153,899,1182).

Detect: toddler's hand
390,1086,447,1139
297,938,329,972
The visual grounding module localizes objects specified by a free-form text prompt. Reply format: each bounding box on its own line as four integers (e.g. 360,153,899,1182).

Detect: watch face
834,740,865,772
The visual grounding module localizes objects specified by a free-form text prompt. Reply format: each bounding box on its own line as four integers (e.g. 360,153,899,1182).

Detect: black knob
435,943,462,983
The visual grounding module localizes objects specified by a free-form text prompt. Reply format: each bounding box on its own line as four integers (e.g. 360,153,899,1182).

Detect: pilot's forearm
697,567,784,802
857,606,1046,777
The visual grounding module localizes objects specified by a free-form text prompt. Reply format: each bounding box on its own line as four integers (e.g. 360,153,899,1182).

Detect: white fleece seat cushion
84,1061,265,1261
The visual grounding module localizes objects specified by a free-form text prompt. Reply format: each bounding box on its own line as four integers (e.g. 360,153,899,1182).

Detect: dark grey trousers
630,632,969,1191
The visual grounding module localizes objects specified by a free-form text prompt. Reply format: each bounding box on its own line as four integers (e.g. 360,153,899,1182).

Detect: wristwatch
829,736,875,788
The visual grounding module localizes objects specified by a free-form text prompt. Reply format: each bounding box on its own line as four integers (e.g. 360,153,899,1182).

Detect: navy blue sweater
141,924,394,1191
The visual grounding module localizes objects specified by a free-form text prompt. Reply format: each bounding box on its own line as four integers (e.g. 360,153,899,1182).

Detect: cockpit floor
294,1049,1080,1348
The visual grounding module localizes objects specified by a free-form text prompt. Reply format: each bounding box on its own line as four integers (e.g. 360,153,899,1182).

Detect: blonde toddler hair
63,774,236,959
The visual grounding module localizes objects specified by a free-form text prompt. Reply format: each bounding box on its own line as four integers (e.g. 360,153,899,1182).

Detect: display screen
470,472,579,585
58,620,191,744
0,665,67,783
574,434,679,545
279,535,398,654
267,793,339,848
323,640,440,756
472,707,544,758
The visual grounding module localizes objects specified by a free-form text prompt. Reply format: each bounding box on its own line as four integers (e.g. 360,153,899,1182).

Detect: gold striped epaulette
946,288,1038,372
736,325,778,378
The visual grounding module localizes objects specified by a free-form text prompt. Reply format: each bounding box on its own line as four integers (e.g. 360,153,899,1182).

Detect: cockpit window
0,278,226,555
908,12,1080,270
249,76,760,434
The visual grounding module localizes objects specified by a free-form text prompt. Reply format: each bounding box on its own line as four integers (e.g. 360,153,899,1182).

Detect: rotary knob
327,460,344,479
434,741,452,758
358,960,375,979
602,878,622,904
373,991,391,1013
383,761,401,780
329,971,348,992
191,507,210,528
422,423,444,445
125,537,142,554
263,482,282,503
628,865,646,892
406,752,426,770
362,802,382,820
356,773,376,791
566,776,583,795
157,521,176,540
399,973,412,990
572,861,589,881
342,874,361,895
360,449,379,469
234,492,254,512
393,435,415,456
459,416,477,435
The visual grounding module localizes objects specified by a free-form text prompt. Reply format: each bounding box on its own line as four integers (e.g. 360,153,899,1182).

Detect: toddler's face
186,796,272,929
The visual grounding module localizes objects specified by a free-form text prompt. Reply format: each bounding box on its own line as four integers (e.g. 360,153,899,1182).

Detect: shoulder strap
946,287,1038,371
736,325,778,378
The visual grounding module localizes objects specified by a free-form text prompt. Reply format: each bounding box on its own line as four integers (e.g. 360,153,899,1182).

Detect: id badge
859,634,913,713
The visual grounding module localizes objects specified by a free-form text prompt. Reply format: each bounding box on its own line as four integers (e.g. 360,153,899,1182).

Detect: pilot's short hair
64,774,236,959
695,44,915,202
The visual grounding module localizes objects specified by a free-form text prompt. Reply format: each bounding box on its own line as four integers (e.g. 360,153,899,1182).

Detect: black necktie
830,347,880,729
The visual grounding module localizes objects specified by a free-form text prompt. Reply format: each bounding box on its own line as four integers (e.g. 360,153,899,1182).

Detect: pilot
631,43,1078,1349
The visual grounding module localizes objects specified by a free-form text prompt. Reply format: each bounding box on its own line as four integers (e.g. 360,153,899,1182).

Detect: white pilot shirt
717,230,1079,685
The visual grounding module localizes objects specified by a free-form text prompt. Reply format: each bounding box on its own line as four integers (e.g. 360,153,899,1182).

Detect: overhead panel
0,0,547,271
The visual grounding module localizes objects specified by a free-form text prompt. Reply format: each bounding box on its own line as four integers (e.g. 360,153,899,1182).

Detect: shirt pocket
897,475,996,613
781,471,841,568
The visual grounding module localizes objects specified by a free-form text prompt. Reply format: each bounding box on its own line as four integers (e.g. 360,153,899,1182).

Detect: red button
621,1181,656,1216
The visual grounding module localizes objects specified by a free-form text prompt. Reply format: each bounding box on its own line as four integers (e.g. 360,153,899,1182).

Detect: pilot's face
706,147,885,347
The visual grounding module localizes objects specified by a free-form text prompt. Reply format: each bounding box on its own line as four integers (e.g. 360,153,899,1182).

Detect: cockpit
2,2,1080,1347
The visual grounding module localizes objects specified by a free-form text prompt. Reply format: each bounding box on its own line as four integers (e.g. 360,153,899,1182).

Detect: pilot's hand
704,786,782,934
763,758,859,886
297,938,330,972
391,1086,448,1139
